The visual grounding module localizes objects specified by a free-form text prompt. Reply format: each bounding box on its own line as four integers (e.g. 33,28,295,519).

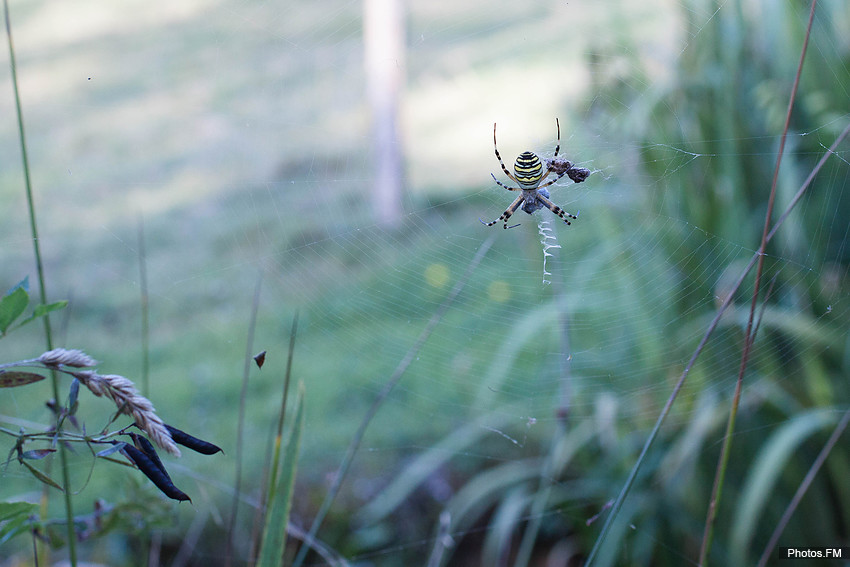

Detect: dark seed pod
120,443,191,502
165,424,223,455
130,433,167,477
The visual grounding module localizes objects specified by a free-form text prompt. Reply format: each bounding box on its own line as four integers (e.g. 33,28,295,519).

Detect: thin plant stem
248,312,299,564
426,511,452,567
749,273,780,349
286,523,351,567
3,1,76,564
172,505,209,567
225,272,263,566
584,118,850,567
292,233,497,567
756,409,850,567
698,2,817,563
31,529,39,567
2,3,44,318
138,216,150,398
137,216,156,564
267,313,299,505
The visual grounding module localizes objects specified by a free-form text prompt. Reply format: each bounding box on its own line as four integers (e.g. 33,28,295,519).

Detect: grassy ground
0,0,632,470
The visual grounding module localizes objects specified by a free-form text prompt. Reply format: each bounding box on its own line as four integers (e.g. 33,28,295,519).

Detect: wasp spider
480,119,579,229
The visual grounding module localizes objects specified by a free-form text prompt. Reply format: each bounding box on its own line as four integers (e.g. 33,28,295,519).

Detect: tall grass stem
268,313,299,506
138,216,150,398
3,1,76,564
700,3,817,561
225,272,263,565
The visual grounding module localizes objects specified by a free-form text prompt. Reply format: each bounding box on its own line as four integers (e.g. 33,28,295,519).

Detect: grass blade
730,409,835,565
756,409,850,567
257,381,305,567
3,1,76,563
225,271,263,564
699,2,817,561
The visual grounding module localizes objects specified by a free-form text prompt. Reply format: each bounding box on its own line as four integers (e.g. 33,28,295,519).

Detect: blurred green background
1,0,849,565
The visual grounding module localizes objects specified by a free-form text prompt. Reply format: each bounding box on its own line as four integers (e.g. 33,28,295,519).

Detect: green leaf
4,277,29,295
21,449,56,460
0,514,33,547
32,300,68,317
0,286,29,335
0,501,38,522
0,371,46,388
14,300,69,330
257,381,304,567
21,461,64,491
68,378,80,413
0,501,39,546
730,409,835,566
96,444,126,458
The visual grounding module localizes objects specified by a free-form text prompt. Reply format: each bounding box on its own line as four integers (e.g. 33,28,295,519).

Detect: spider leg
536,193,578,226
537,119,562,184
538,165,555,184
490,173,521,192
480,194,524,229
536,169,568,190
493,122,519,183
553,118,560,158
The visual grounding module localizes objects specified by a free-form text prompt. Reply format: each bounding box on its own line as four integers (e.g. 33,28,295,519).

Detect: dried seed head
39,348,99,368
72,371,181,457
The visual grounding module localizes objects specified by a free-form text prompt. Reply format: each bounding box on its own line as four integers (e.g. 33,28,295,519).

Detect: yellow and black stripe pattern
481,119,580,229
512,151,545,189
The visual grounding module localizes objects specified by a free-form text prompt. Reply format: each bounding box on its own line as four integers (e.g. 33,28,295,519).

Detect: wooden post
364,0,405,227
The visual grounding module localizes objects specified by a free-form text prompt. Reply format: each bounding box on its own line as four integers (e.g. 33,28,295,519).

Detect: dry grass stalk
71,370,180,457
38,348,99,368
33,349,179,456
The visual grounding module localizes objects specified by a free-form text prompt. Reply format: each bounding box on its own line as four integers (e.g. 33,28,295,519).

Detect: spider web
1,0,848,565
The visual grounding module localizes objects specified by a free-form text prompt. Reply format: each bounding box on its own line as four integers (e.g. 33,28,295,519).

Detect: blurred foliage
350,1,850,566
